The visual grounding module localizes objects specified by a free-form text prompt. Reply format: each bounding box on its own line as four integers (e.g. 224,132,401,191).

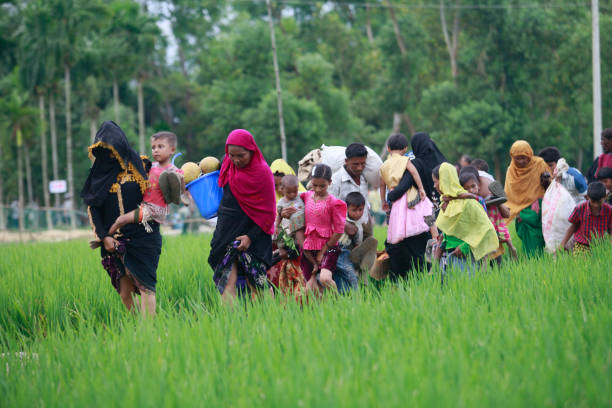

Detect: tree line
0,0,610,231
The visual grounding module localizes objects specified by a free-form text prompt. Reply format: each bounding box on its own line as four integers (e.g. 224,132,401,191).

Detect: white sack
319,145,383,189
542,179,575,253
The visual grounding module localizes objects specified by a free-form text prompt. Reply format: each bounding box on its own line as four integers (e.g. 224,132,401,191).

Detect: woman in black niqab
385,132,448,279
82,121,160,316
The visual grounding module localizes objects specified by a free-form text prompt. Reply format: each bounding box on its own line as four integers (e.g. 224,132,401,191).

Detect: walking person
82,121,161,316
385,132,447,278
208,129,276,304
504,141,551,256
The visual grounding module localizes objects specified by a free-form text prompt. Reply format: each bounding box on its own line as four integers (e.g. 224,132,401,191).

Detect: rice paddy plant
0,233,610,407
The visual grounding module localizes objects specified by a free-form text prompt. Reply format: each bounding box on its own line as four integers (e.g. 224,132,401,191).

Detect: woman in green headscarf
433,163,499,273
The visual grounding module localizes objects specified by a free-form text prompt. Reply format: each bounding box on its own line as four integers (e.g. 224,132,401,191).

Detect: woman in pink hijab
208,129,277,302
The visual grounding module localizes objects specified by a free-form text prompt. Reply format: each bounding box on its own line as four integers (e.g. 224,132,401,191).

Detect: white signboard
49,180,67,194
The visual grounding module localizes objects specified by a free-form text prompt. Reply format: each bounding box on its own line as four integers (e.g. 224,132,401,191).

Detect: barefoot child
560,182,612,253
273,175,306,296
104,131,187,237
300,164,347,294
379,133,434,245
334,192,366,294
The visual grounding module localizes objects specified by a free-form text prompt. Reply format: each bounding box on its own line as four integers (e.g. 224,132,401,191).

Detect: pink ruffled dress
301,191,347,250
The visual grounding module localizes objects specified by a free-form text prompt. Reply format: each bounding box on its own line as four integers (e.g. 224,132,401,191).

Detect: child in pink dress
379,134,434,244
300,164,347,294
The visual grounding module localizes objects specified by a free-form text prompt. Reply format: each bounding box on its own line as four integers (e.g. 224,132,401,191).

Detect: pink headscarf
218,129,276,235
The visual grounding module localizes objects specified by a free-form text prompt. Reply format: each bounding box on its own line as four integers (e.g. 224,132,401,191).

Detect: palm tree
18,0,60,229
117,4,160,154
0,72,37,234
49,0,103,229
103,1,139,124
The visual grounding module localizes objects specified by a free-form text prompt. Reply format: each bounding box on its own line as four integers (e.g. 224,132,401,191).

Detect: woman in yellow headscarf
504,141,551,256
433,163,499,272
270,159,306,201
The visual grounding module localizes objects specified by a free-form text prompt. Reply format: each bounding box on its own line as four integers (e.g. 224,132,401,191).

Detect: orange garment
504,141,550,221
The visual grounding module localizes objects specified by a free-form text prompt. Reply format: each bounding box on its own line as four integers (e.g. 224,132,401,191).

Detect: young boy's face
282,184,298,201
601,178,612,192
151,137,175,164
462,178,480,195
546,161,557,174
588,196,604,213
347,204,365,221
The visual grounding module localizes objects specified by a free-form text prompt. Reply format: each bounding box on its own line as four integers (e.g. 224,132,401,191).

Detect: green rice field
0,229,610,407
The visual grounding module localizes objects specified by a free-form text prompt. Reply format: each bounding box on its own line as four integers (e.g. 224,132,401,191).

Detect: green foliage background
1,0,611,207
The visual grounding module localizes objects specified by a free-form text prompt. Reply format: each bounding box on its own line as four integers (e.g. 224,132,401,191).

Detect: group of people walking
82,121,612,314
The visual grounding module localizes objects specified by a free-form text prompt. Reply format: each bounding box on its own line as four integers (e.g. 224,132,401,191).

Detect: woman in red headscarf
208,129,277,302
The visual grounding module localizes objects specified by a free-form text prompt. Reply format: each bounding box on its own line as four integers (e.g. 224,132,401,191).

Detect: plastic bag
542,180,575,253
319,145,383,188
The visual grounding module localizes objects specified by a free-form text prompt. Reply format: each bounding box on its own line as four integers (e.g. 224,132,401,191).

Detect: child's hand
281,207,297,219
89,240,101,250
419,188,426,201
441,201,448,212
279,248,289,260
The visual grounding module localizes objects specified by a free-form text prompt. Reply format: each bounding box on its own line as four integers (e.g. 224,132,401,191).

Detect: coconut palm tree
49,0,103,229
17,0,61,229
115,3,160,154
0,72,37,234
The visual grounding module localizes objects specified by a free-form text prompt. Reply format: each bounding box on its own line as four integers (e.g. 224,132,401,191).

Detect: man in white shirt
329,143,371,226
329,143,378,280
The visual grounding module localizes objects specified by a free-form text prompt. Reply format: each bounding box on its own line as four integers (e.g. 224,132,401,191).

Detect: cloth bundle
298,145,383,188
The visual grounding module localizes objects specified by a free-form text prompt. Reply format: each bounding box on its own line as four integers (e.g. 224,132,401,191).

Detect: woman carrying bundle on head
208,129,276,304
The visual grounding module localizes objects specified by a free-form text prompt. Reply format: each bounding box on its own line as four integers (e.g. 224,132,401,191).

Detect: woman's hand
382,202,390,214
441,201,449,212
281,207,297,219
103,236,118,253
419,188,427,201
235,235,252,251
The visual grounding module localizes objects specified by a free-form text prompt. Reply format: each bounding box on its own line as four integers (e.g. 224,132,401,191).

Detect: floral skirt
277,258,306,298
213,240,269,294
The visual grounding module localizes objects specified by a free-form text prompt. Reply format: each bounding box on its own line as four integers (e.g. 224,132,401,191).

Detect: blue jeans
334,248,359,294
443,253,476,277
